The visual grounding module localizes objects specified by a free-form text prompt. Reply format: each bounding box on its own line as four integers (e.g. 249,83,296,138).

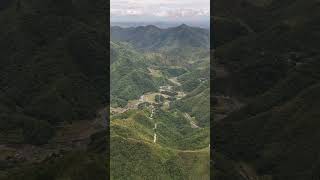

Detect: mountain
111,21,210,29
110,24,210,179
110,41,160,107
0,0,108,179
171,56,210,127
213,0,320,179
111,24,210,52
0,0,107,144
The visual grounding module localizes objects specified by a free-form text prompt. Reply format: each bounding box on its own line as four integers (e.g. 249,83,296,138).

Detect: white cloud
111,0,210,20
126,9,143,15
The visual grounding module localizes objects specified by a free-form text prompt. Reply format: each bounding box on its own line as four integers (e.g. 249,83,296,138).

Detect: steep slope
173,84,210,127
213,0,320,48
0,0,108,179
213,0,320,179
172,58,210,127
0,0,107,144
110,41,158,107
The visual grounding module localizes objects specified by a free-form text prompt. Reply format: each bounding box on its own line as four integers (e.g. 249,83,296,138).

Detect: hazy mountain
111,24,209,52
111,21,210,29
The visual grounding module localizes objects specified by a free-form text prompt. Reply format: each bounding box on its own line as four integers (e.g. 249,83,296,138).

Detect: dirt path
184,113,200,128
148,106,157,143
114,135,209,153
153,133,157,143
168,77,181,86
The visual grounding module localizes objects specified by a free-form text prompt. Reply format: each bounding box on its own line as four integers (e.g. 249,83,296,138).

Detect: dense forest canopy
212,0,320,179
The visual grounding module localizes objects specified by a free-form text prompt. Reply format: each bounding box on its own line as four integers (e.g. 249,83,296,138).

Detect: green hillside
0,0,107,144
0,0,108,179
111,109,209,179
110,25,210,179
213,0,320,179
110,42,158,107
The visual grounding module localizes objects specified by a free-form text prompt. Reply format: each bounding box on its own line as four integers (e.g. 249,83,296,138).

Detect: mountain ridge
111,24,210,52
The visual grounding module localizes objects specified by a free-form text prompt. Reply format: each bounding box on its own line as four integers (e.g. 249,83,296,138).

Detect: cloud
155,8,210,18
111,0,210,19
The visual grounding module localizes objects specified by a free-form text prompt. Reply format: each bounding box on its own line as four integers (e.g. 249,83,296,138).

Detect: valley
110,25,210,179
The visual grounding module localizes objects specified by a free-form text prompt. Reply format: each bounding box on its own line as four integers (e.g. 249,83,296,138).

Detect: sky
111,0,210,23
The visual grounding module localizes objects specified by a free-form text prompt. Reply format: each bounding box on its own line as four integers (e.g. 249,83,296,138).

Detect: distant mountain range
111,21,210,29
111,24,210,52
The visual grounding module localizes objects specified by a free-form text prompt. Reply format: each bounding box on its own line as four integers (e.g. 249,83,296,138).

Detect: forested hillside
110,25,210,179
0,0,108,179
212,0,320,179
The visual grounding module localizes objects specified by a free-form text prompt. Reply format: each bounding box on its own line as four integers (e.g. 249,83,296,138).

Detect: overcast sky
111,0,210,22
